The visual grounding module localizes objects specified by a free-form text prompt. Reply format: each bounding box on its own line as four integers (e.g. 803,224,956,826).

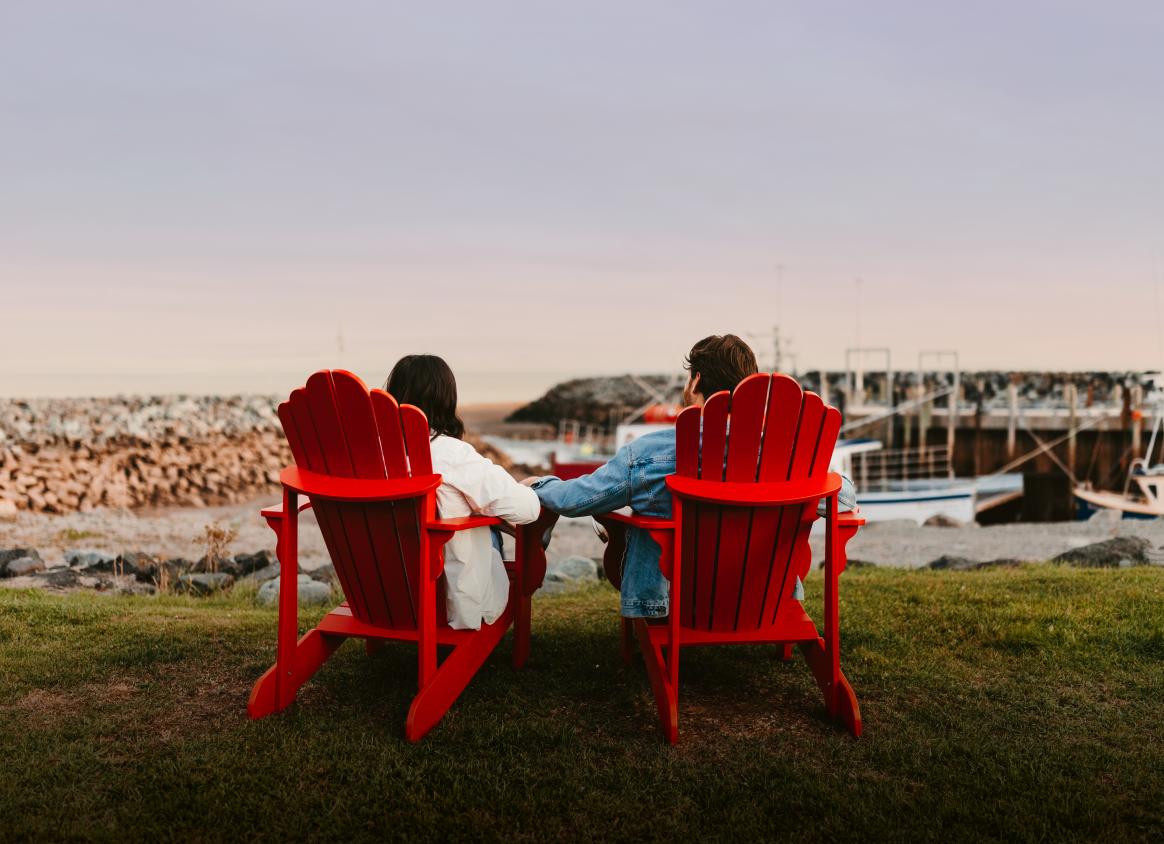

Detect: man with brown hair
528,335,855,618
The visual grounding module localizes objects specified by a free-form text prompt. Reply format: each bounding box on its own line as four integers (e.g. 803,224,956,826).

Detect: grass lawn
1,565,1162,841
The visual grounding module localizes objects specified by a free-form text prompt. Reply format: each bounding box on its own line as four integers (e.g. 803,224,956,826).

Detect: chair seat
640,600,820,646
317,602,514,645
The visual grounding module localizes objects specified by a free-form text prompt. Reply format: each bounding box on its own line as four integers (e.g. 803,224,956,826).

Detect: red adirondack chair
247,370,557,741
595,373,864,743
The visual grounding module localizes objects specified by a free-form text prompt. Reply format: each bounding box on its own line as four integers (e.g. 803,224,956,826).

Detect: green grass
1,566,1162,842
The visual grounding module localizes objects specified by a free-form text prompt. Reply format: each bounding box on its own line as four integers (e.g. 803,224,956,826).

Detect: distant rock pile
0,396,290,514
0,395,515,515
507,374,675,427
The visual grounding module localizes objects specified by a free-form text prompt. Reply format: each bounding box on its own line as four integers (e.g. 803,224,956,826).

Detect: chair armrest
838,509,866,528
260,498,314,519
595,511,675,531
665,472,842,506
593,511,677,581
426,515,503,533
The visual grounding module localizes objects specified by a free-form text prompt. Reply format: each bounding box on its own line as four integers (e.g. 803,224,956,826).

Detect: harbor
485,361,1163,526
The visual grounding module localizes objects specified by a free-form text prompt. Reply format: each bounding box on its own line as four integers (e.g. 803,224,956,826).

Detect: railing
850,446,953,492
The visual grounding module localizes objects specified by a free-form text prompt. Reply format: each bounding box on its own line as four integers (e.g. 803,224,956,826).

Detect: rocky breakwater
0,395,516,516
0,395,290,515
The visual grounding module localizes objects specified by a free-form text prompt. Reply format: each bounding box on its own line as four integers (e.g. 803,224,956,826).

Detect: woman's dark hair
683,334,759,398
385,354,465,439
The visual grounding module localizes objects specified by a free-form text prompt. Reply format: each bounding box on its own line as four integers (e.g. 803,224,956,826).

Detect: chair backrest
278,369,434,630
674,372,841,633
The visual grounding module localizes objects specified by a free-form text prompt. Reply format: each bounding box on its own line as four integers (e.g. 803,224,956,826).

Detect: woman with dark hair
386,355,540,630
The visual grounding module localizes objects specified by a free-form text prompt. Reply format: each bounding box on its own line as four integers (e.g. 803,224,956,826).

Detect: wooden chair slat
401,405,433,476
674,405,701,478
757,375,805,481
305,371,356,478
370,390,409,478
332,371,388,478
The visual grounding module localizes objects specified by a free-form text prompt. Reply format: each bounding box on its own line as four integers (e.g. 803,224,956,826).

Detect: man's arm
530,445,634,518
815,472,857,516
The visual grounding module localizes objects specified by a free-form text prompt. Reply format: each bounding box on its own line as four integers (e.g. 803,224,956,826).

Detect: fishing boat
1073,392,1164,520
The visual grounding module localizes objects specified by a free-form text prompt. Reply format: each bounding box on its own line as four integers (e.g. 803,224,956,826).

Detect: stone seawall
0,395,514,515
0,396,290,513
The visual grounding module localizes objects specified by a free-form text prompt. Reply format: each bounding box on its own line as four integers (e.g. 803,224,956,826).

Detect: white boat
830,438,978,524
1073,398,1164,520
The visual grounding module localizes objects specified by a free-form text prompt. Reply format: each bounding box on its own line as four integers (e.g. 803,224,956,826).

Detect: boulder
65,549,117,570
257,575,333,607
0,499,17,521
539,556,600,595
116,551,157,580
927,555,977,571
5,556,45,577
230,550,276,578
0,548,41,576
175,572,234,595
32,568,82,589
928,555,1024,571
923,513,966,528
1052,537,1151,568
549,556,599,580
308,563,338,585
242,563,282,584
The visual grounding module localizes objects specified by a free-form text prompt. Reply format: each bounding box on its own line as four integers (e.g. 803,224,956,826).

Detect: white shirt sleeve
441,447,541,525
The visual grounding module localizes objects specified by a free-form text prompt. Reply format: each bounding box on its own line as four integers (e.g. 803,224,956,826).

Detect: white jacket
430,435,540,629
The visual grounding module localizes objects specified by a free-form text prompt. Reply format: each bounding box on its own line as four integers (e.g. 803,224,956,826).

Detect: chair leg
799,638,862,737
634,620,679,744
405,611,512,742
249,628,345,719
512,593,532,669
781,643,795,662
620,617,634,665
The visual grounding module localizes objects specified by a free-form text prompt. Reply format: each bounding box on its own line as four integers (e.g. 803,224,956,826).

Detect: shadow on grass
1,567,1162,841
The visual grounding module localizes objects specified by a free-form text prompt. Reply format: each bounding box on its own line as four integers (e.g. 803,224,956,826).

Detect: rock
923,514,966,528
5,556,45,577
927,555,978,571
65,549,117,570
32,568,82,589
175,572,234,595
242,563,282,584
0,499,17,521
257,575,333,607
537,556,600,595
0,548,41,576
1052,537,1151,568
549,556,599,580
230,550,276,577
116,551,156,580
973,558,1024,571
928,555,1024,571
308,563,338,585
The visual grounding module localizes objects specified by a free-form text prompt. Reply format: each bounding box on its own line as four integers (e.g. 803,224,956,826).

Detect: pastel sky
3,1,1163,402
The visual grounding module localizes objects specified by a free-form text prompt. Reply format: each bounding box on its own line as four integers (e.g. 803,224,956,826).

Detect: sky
3,1,1163,402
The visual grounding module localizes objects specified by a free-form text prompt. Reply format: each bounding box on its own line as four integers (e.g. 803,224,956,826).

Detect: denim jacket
532,430,857,618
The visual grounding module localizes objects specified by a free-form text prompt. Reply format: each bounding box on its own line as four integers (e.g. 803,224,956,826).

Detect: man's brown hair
684,334,759,398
